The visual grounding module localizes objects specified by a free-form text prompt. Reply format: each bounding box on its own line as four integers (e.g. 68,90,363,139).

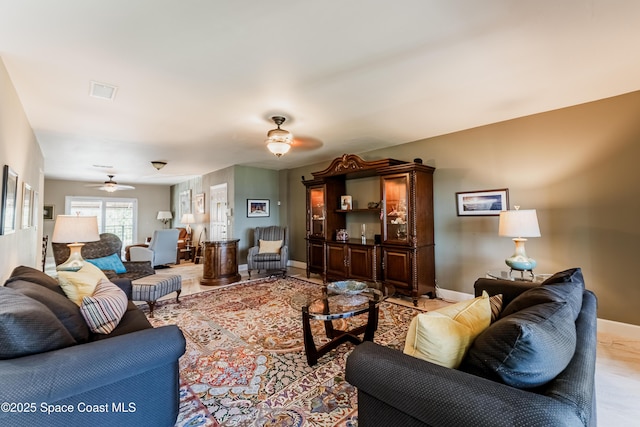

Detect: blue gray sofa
346,268,597,426
0,266,186,427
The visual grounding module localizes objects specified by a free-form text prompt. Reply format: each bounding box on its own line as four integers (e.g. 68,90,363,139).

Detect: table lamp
52,215,100,271
157,210,173,228
181,213,195,235
498,206,541,277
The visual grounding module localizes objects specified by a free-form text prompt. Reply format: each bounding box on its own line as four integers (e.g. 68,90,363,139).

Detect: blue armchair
129,229,180,267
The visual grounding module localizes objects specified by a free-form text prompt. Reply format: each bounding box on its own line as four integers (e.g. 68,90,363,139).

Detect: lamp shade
157,211,173,220
52,215,100,243
499,209,541,238
181,213,195,224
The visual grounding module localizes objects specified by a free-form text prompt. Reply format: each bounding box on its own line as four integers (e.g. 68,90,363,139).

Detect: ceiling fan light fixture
265,116,292,157
151,161,167,170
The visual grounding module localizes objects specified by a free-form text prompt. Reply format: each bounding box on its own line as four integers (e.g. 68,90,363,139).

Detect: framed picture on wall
456,188,509,216
43,204,55,220
1,165,18,235
180,189,192,217
195,193,205,214
22,182,33,228
247,199,269,217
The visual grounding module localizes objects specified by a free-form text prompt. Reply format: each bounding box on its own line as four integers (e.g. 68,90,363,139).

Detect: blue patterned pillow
86,253,127,274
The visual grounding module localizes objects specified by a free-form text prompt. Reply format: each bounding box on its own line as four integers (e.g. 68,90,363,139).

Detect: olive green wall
0,59,44,282
172,165,281,264
286,90,640,325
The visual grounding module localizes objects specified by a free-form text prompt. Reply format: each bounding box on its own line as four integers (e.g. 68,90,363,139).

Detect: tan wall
0,59,44,282
287,90,640,325
43,179,170,260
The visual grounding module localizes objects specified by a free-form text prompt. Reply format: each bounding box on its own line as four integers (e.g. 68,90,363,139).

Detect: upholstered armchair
129,229,180,267
52,233,154,281
247,225,288,278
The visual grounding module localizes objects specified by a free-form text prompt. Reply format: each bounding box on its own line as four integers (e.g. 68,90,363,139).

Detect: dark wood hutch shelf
303,154,436,305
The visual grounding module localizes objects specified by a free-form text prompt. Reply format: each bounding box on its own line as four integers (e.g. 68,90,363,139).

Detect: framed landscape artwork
247,199,269,217
456,188,509,216
1,165,18,235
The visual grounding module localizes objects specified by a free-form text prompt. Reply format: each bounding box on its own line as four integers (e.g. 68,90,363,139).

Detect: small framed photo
247,199,269,217
43,204,55,220
456,188,509,216
195,193,205,214
340,195,352,210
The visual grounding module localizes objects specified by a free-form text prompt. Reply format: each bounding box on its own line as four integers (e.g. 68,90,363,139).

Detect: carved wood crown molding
311,154,405,179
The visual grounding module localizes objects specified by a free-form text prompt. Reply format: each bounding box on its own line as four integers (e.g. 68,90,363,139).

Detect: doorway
209,183,228,240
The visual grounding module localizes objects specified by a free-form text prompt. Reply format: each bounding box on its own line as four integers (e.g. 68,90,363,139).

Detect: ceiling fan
85,175,135,192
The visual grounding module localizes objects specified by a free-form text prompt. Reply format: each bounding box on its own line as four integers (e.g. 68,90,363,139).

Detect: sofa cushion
57,262,108,305
86,253,127,274
501,268,584,321
5,265,66,296
80,279,129,334
258,239,283,254
5,280,90,343
403,291,491,368
0,286,76,359
460,300,577,389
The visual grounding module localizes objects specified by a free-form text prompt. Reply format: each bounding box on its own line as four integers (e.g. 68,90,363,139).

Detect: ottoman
132,274,182,316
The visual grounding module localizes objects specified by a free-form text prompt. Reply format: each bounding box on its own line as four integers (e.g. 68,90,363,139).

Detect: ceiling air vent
89,81,118,101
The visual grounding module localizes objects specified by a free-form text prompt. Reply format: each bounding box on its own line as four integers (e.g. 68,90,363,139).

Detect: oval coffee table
302,281,394,366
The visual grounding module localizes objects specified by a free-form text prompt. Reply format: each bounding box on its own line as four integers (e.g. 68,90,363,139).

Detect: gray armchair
52,233,154,281
247,225,288,277
129,229,180,267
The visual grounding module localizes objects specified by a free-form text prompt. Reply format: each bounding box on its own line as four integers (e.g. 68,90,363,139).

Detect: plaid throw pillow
489,294,503,323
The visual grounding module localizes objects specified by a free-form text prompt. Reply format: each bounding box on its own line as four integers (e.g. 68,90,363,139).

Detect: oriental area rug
143,276,422,427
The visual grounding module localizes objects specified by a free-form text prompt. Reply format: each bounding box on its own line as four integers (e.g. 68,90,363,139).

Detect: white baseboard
435,287,473,302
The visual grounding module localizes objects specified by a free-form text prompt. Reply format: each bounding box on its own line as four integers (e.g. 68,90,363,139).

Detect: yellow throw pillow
258,239,283,254
57,262,108,306
403,291,492,368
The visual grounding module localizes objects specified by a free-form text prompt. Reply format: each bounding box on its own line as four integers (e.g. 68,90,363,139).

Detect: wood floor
157,262,640,426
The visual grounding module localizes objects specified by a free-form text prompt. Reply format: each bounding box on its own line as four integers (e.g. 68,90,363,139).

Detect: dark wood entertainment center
303,154,435,305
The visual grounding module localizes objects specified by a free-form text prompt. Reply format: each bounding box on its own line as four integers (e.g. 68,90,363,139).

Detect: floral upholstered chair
247,225,288,278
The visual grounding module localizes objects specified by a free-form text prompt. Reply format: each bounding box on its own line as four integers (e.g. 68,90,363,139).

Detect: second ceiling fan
85,175,135,192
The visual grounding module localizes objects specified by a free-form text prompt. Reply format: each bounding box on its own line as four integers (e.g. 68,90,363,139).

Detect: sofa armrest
346,342,584,427
128,247,154,262
122,261,155,276
474,277,541,308
0,325,185,404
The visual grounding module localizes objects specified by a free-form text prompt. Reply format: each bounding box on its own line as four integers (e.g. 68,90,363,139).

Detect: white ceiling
2,0,640,187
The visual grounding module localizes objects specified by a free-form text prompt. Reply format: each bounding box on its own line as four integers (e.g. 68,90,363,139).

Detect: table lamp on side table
181,213,195,236
498,206,541,279
52,215,100,271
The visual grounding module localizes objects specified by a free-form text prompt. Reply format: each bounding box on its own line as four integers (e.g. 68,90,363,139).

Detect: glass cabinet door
382,174,409,244
309,186,325,237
